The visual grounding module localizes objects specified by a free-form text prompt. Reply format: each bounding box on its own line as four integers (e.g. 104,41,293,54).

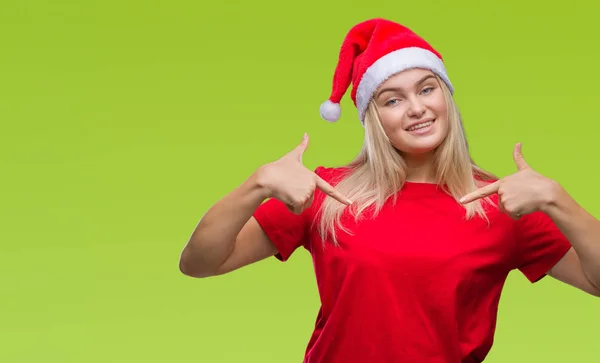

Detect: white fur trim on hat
319,100,341,122
355,47,453,123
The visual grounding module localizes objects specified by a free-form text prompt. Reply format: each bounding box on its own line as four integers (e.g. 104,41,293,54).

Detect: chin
394,136,445,155
401,146,438,155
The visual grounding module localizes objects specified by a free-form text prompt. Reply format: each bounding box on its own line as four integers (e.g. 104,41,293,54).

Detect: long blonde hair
316,75,496,244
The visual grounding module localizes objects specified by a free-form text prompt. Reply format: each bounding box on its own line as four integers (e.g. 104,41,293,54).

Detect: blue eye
421,87,434,95
385,99,401,106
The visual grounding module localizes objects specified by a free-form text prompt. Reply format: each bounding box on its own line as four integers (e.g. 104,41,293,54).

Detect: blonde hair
316,75,496,244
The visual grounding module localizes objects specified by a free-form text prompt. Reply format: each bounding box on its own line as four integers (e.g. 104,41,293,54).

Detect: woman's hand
255,133,352,214
459,143,560,219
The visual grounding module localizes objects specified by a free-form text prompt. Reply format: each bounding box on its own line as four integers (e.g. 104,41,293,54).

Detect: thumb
289,133,309,162
513,142,529,171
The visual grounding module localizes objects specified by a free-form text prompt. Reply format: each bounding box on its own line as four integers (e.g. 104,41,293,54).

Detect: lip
405,118,435,132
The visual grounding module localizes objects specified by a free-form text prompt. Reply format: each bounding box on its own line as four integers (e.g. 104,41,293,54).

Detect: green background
1,1,598,362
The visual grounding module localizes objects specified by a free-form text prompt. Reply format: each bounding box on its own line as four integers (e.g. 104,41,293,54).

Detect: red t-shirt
252,166,571,363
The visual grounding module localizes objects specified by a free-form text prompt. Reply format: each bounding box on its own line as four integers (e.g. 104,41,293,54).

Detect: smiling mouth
406,119,435,132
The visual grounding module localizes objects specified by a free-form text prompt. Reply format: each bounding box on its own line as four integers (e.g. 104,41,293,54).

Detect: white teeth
407,121,433,132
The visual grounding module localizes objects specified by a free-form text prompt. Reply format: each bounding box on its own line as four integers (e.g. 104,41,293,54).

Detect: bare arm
543,185,600,296
179,170,277,278
179,134,350,278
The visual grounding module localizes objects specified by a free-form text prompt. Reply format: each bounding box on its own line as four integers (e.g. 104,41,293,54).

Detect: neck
402,151,436,183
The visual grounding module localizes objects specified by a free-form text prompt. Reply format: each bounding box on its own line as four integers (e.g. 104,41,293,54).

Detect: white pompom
319,100,341,122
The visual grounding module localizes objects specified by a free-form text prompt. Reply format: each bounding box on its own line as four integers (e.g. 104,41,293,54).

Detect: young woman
179,18,600,363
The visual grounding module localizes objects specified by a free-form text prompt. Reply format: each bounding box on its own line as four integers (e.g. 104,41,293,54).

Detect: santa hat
319,18,454,124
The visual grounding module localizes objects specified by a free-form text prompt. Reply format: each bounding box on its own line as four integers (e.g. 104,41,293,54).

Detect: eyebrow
376,74,436,99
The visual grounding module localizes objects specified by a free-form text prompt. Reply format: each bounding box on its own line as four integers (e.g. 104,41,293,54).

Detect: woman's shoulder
313,165,352,184
472,166,499,184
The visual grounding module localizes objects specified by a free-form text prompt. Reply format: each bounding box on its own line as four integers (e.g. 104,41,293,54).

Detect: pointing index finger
315,176,352,206
459,181,499,204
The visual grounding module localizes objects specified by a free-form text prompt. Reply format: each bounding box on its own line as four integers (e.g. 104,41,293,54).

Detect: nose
407,97,426,118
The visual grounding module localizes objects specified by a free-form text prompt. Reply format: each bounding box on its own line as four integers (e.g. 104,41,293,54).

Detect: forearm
180,169,269,276
542,183,600,289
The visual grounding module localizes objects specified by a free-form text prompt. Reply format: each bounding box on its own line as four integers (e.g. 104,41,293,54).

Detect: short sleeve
253,196,311,262
514,211,572,283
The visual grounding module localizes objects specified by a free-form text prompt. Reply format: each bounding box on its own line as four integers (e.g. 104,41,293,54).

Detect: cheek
430,96,449,129
432,94,448,118
378,110,406,134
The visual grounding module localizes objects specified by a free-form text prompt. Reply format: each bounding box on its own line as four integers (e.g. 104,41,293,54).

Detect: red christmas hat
319,18,454,124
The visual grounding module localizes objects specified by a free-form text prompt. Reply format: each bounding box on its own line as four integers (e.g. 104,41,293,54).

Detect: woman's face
373,68,450,156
